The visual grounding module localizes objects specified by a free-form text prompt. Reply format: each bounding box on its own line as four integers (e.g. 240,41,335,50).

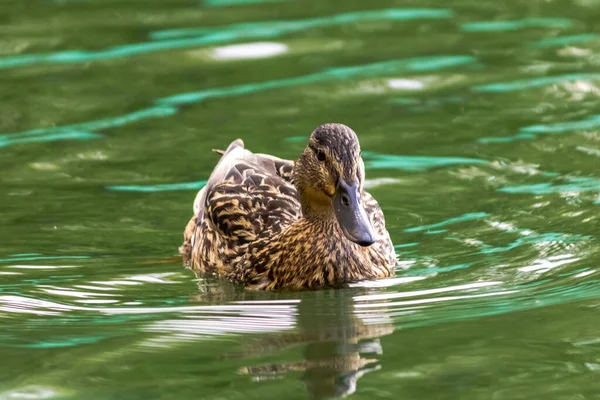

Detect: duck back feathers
182,139,300,277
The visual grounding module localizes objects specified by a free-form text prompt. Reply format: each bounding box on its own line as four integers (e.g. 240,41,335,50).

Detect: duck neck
298,210,351,251
301,202,335,220
303,211,338,232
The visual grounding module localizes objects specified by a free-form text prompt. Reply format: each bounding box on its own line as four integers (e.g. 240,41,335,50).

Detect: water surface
2,0,600,399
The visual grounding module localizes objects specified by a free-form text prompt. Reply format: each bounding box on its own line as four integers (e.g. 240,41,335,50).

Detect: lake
2,0,600,399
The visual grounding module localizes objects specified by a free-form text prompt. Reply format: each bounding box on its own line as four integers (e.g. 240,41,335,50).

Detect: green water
2,0,600,398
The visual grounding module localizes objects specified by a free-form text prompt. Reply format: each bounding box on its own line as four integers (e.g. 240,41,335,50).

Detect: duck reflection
224,288,395,399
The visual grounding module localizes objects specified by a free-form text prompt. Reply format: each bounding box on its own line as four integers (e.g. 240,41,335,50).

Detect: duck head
294,123,375,247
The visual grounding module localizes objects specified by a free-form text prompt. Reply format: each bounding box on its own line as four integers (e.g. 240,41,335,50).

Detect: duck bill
333,180,376,247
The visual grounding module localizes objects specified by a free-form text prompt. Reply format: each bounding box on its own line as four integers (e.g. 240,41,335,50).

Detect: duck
180,123,396,290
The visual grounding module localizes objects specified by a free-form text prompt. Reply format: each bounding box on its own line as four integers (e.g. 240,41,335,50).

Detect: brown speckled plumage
180,123,396,290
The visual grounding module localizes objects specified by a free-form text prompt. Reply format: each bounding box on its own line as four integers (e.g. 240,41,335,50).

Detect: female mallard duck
180,123,396,290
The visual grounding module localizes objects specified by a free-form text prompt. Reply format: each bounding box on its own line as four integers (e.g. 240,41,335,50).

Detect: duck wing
211,146,294,182
362,191,397,267
183,140,300,272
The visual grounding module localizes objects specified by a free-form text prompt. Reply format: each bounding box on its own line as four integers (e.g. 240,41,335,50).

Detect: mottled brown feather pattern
180,124,396,290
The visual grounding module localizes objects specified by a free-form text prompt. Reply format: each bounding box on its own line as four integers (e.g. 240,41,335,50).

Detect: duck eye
317,150,326,162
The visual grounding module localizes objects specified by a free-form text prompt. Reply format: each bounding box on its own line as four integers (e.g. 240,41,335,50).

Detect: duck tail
212,139,244,157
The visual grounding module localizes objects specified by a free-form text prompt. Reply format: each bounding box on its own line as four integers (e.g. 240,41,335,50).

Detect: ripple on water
0,8,456,70
3,0,600,398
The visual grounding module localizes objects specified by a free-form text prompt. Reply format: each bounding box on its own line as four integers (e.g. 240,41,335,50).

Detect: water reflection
232,290,394,399
4,0,600,397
